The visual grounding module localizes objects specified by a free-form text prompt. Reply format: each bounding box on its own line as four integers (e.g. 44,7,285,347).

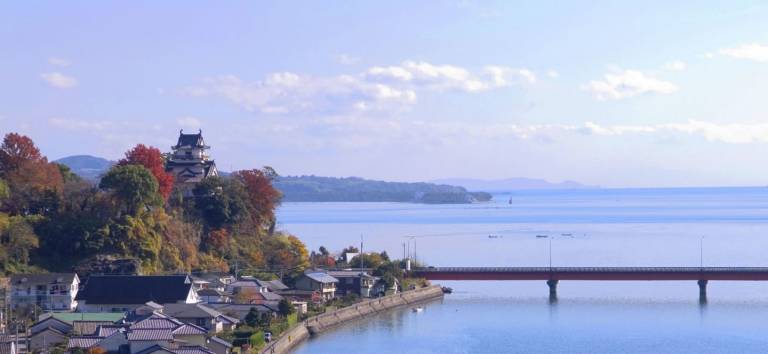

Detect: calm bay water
277,187,768,354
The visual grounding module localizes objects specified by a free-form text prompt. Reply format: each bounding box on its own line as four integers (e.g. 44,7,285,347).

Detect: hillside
431,177,598,191
274,176,492,204
54,155,114,181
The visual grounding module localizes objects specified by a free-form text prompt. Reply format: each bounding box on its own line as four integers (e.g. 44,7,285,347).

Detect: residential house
76,275,199,312
31,312,126,352
190,274,234,292
327,270,378,298
294,272,338,301
29,316,70,352
196,289,229,304
205,337,231,354
127,313,207,353
160,303,240,334
205,303,277,322
10,273,79,311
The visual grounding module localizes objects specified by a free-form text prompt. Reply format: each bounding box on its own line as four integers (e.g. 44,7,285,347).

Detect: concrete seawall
260,285,444,354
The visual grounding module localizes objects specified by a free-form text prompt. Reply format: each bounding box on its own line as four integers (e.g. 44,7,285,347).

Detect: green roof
44,312,125,324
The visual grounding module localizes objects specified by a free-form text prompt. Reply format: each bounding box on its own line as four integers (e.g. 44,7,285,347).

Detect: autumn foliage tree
118,144,174,201
0,133,43,176
233,168,282,227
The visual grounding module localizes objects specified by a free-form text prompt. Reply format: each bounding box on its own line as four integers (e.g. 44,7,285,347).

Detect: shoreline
259,285,445,354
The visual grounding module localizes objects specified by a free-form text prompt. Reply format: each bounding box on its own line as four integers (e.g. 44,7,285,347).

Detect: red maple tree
118,144,175,201
0,133,44,176
233,169,282,226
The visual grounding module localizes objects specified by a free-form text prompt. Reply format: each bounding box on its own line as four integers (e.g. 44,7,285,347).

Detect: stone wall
260,285,444,354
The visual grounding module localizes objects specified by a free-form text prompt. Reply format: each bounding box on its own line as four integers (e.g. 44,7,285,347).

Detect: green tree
278,298,295,317
192,177,248,229
245,307,260,327
99,165,161,215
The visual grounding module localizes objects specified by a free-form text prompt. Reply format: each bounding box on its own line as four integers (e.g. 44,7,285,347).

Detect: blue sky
3,1,768,187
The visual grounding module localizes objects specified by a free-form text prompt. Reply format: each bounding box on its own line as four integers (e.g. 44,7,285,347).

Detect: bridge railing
413,266,768,273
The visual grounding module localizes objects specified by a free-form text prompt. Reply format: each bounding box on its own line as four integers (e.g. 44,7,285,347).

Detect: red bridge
410,267,768,302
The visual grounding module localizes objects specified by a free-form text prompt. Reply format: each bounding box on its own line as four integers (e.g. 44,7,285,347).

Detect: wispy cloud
48,57,71,67
583,69,677,100
184,61,533,114
719,43,768,62
48,118,112,130
40,72,78,89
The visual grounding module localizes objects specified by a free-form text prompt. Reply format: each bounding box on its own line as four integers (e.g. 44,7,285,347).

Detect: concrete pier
698,279,708,304
547,279,558,302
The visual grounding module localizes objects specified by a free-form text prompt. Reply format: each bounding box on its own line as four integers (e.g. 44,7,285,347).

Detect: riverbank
260,285,445,354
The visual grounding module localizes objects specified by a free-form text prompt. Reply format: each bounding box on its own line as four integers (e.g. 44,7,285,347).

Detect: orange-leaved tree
232,168,281,227
118,144,174,201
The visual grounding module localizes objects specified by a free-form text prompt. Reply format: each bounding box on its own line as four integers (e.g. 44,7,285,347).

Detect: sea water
277,187,768,353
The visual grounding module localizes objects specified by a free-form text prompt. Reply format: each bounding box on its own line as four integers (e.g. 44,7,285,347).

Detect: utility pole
549,237,553,270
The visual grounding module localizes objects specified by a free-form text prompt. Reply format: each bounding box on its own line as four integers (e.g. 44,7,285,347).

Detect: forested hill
273,176,492,204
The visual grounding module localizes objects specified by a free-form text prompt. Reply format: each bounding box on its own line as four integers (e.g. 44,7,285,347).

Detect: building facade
165,130,218,193
9,273,79,311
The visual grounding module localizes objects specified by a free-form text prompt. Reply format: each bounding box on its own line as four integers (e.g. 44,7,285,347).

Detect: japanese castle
166,129,218,190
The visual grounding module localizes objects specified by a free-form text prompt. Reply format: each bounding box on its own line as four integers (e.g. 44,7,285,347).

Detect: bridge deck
411,267,768,281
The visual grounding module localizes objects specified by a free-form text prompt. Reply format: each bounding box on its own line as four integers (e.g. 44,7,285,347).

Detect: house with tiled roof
205,337,231,354
76,275,199,312
9,273,79,311
160,303,239,334
294,271,338,301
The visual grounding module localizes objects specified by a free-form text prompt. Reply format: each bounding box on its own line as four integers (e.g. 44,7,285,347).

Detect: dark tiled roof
266,280,289,291
67,337,101,349
304,272,338,284
208,336,232,348
73,321,114,335
127,329,174,341
216,315,239,325
96,325,124,337
196,289,226,296
175,346,215,354
175,131,204,148
171,324,207,336
132,345,176,354
76,275,192,305
10,273,77,285
162,303,221,319
130,314,183,330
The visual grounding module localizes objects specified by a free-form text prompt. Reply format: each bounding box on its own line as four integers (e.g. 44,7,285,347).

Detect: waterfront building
327,270,378,298
294,272,338,301
9,273,80,311
165,130,218,193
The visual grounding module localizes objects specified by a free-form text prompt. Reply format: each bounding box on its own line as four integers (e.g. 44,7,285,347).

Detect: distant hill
431,178,598,192
273,176,492,204
54,155,114,181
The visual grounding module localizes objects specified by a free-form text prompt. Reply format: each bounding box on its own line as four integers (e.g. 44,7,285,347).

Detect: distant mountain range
431,178,598,191
53,155,493,204
54,155,114,181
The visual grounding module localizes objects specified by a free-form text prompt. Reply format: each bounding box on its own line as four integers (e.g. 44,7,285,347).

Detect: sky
3,1,768,187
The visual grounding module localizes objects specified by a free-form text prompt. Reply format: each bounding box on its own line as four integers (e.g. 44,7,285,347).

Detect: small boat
488,235,498,239
561,233,573,237
441,286,453,294
536,235,548,238
412,307,424,313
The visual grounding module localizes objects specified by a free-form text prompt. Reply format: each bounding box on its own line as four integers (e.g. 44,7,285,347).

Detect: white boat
412,307,424,313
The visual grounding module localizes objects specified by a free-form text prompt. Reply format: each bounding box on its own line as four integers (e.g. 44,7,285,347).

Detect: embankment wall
260,285,444,354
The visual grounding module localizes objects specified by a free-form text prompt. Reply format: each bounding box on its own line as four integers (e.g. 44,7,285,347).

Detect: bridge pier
698,280,708,304
547,279,558,302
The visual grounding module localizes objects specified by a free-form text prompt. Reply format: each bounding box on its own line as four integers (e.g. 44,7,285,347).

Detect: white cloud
663,61,687,71
337,54,360,65
187,72,416,114
40,72,78,89
583,69,678,100
719,43,768,62
186,61,530,113
48,57,70,67
177,116,202,129
547,70,559,79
